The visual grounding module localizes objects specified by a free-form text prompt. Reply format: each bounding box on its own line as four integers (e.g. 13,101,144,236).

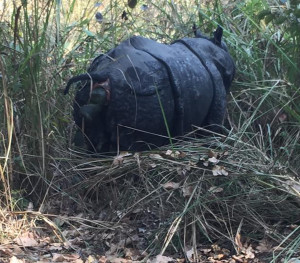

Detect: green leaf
257,9,271,20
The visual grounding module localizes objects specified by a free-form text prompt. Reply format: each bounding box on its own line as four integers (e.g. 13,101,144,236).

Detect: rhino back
129,36,214,134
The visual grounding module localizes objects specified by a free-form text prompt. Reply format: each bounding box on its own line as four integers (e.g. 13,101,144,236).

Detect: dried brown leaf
112,152,132,166
112,156,124,166
182,185,194,197
221,168,229,176
52,253,81,262
52,253,65,262
124,247,141,260
85,255,97,263
234,232,243,252
244,246,255,259
208,150,218,158
208,156,219,164
98,256,107,263
212,165,222,176
10,256,24,263
14,232,38,247
212,165,228,176
109,258,130,263
165,149,173,156
149,255,174,263
149,154,164,160
165,150,186,159
232,255,244,263
200,248,211,254
208,186,223,193
186,247,196,261
256,239,272,253
162,182,180,190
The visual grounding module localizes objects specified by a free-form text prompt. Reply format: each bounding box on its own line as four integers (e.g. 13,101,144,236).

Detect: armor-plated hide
65,26,235,152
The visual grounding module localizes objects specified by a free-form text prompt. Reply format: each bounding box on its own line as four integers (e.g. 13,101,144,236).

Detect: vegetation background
0,0,300,262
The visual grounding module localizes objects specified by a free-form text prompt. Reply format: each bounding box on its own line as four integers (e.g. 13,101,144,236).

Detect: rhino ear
213,25,223,46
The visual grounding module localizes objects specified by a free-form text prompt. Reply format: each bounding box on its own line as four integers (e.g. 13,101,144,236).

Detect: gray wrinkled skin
65,26,235,153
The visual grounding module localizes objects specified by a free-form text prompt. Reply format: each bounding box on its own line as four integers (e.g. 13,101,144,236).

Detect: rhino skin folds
65,26,235,153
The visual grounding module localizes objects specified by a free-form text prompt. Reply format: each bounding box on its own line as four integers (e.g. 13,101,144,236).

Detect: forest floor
0,207,285,263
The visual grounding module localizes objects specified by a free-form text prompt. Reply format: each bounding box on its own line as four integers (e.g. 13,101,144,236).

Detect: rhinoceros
64,26,235,153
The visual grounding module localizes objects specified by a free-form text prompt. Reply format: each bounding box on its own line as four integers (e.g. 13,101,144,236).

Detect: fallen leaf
112,156,124,166
244,245,255,259
98,256,107,263
177,151,187,159
52,253,81,262
214,253,225,260
14,232,39,247
149,162,157,168
212,165,228,176
232,255,244,263
234,232,243,252
27,202,34,211
203,161,209,167
49,243,63,251
212,166,222,176
164,150,185,159
10,256,24,263
223,151,229,156
208,186,223,193
186,247,196,261
208,156,219,164
149,255,174,263
119,151,132,157
124,247,141,260
182,185,194,197
149,154,164,160
177,167,188,177
165,150,173,156
200,248,211,254
208,150,218,158
256,239,272,253
52,253,65,262
85,255,97,263
109,258,129,263
162,182,180,190
221,168,229,176
112,152,132,166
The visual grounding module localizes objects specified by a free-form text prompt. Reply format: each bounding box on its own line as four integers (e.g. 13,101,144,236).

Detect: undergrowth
0,0,299,261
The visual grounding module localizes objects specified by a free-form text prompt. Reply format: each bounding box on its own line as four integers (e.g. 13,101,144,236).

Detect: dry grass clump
49,130,300,255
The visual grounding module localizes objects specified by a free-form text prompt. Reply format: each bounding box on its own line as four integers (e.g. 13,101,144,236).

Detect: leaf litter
1,147,300,262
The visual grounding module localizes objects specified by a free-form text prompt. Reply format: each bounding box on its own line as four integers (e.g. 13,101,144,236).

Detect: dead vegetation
1,131,300,262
